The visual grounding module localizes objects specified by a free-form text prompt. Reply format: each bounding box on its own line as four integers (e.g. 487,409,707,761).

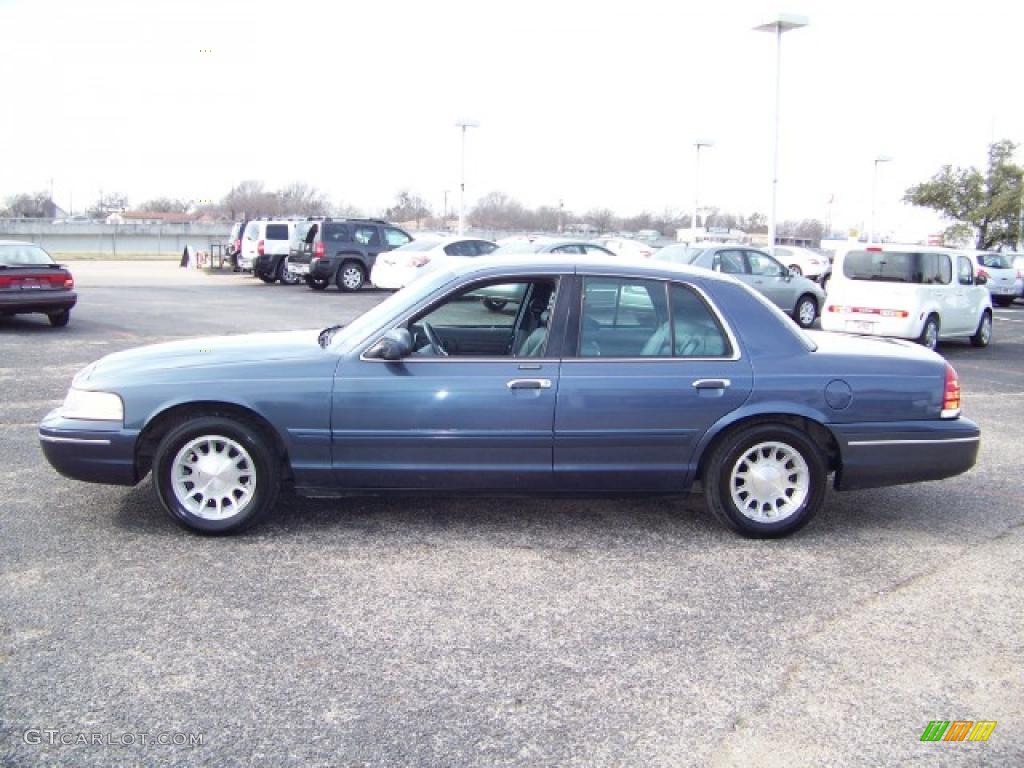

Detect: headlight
60,389,124,422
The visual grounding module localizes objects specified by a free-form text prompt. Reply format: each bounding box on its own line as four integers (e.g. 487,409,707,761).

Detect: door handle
692,378,731,390
507,378,552,390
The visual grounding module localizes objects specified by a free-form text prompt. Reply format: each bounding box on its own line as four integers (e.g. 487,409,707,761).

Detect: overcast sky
2,0,1022,238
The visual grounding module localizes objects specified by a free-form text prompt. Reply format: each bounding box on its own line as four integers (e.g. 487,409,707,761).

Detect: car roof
447,253,737,285
0,239,40,246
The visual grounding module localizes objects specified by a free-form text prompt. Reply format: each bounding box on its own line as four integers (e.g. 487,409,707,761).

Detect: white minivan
821,244,992,350
238,220,294,271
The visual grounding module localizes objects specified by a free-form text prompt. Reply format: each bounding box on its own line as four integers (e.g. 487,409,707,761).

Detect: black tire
153,416,280,535
820,273,830,292
277,257,301,285
258,272,276,284
917,314,940,351
48,309,70,327
704,423,827,538
792,294,818,328
970,310,992,347
483,298,508,312
307,277,329,291
336,260,366,292
993,296,1013,308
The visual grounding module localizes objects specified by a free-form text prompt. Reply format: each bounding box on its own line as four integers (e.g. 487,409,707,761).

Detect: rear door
554,275,752,491
745,249,794,310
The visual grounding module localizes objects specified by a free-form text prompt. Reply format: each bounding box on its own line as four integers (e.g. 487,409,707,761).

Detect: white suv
238,220,294,271
821,244,993,350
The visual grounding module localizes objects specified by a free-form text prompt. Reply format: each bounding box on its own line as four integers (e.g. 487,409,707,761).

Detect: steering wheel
422,321,448,357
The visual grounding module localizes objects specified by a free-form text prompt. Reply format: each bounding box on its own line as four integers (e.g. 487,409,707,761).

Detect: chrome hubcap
171,435,256,520
798,300,816,326
980,316,991,343
729,441,810,523
342,267,362,289
925,322,938,349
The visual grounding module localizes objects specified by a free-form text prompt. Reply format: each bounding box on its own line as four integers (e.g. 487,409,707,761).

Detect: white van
821,244,993,350
238,220,294,271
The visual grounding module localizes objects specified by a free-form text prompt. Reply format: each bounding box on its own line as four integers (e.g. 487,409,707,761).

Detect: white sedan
371,237,497,289
772,246,830,279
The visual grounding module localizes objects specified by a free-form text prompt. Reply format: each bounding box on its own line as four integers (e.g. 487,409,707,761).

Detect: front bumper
831,417,980,491
38,409,139,486
0,290,77,315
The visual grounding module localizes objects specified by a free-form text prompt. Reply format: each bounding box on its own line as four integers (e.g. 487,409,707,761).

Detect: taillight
257,239,265,257
64,276,74,289
941,363,961,418
313,241,325,260
866,246,882,252
0,276,11,288
408,254,431,268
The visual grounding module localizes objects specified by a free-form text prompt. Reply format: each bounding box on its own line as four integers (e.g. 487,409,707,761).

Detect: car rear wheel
258,272,276,284
153,416,280,535
917,314,940,350
483,298,508,312
48,309,71,327
337,261,365,292
993,296,1013,307
970,310,992,347
277,258,301,285
704,423,826,538
793,294,818,328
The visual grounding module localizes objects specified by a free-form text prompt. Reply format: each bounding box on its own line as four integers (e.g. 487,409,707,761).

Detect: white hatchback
821,244,993,350
965,250,1018,307
370,237,497,290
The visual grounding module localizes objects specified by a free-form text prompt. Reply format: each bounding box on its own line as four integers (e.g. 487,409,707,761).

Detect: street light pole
870,155,893,244
754,13,808,258
455,119,480,235
693,139,714,244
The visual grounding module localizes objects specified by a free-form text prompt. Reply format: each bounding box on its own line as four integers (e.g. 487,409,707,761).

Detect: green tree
904,139,1023,250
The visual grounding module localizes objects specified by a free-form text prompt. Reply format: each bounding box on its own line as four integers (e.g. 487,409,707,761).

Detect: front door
330,277,564,491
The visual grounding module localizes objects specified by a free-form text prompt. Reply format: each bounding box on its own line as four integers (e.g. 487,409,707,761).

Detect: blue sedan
39,257,980,538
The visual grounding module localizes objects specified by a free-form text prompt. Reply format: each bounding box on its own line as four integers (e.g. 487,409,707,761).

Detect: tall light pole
870,155,893,243
455,119,479,235
443,189,450,226
693,139,714,243
754,13,808,257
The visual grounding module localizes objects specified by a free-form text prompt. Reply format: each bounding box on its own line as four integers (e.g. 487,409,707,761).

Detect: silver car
656,243,826,328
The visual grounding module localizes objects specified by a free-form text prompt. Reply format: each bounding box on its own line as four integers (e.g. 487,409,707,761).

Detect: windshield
842,250,952,284
331,269,457,352
654,244,696,264
977,253,1012,269
0,243,55,266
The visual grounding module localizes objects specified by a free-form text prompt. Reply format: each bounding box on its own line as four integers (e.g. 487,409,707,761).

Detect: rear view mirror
366,328,413,360
975,273,988,286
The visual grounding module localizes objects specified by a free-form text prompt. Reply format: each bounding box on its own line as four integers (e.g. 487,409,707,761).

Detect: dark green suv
287,218,413,292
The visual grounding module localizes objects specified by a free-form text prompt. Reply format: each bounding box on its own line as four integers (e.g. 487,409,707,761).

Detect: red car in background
0,240,77,327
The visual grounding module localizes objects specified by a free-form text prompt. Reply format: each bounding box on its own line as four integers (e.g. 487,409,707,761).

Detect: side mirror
975,273,988,286
365,328,413,360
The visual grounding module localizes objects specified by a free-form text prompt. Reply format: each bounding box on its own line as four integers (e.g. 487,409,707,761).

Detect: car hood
75,330,327,386
804,330,941,363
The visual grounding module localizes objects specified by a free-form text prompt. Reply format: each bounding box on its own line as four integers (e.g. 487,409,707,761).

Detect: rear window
293,222,317,244
977,253,1012,269
265,224,289,240
842,250,952,284
0,243,55,266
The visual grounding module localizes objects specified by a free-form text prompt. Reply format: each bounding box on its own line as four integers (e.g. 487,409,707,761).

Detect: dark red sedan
0,240,76,327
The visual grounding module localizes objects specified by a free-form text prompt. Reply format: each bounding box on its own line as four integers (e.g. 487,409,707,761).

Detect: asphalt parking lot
2,261,1022,767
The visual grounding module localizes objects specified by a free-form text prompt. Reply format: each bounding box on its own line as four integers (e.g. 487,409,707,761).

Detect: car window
583,244,615,256
474,241,497,256
842,250,952,284
244,222,259,240
384,227,411,247
409,279,557,358
353,226,381,247
712,249,746,274
579,277,666,357
746,251,785,277
665,284,731,357
977,253,1011,269
265,224,289,240
957,255,974,286
321,223,347,242
443,241,476,257
0,243,55,266
654,244,689,264
552,244,585,255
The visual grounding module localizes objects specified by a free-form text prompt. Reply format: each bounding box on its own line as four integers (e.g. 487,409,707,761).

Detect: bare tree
3,191,52,218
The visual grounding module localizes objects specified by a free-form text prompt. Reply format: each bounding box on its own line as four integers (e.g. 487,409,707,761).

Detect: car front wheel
793,294,818,328
153,416,281,534
704,423,826,538
970,310,992,347
917,315,940,350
